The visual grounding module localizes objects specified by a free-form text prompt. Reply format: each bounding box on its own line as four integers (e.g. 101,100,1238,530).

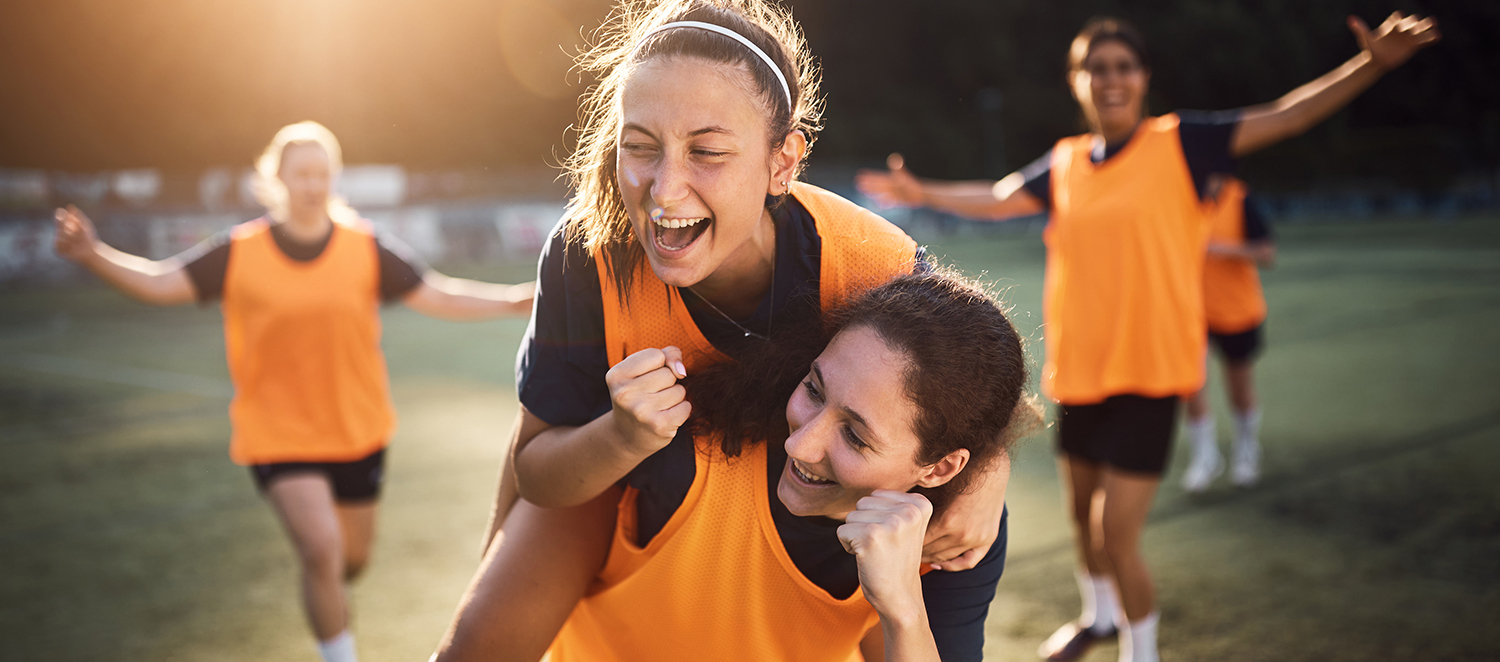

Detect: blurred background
1,1,1497,661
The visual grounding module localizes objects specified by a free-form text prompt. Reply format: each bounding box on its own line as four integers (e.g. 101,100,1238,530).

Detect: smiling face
1070,39,1150,136
778,325,967,520
278,142,333,220
617,56,789,289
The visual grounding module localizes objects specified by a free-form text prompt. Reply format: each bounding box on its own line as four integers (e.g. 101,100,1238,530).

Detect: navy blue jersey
1020,110,1241,207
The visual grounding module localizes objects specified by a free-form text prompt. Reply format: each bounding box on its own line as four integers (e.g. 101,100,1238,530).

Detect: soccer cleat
1037,621,1117,661
1181,444,1223,493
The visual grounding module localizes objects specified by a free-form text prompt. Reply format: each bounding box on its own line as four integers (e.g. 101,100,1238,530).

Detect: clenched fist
607,346,691,455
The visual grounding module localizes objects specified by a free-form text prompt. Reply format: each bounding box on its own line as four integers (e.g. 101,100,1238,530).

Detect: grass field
1,217,1497,661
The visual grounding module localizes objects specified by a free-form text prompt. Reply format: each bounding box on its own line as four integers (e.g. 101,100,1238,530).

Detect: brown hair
1067,16,1150,76
562,0,824,297
685,270,1042,512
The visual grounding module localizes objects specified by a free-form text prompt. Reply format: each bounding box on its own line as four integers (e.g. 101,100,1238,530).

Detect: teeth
792,460,834,485
654,217,705,229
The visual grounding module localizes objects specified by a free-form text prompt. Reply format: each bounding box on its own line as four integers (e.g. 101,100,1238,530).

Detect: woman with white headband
434,1,1016,660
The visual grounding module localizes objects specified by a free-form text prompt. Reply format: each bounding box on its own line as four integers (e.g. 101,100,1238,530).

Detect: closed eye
841,425,868,450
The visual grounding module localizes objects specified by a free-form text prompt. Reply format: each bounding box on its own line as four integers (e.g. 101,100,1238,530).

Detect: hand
1349,12,1440,72
606,346,690,455
854,153,925,209
921,455,1008,571
54,205,99,263
838,490,932,619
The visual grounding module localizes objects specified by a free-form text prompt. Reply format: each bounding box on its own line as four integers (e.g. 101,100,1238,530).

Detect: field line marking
0,352,232,398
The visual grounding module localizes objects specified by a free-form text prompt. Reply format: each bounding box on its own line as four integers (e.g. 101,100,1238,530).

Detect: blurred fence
4,165,1499,286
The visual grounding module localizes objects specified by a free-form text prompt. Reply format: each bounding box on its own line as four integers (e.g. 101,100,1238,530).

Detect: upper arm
176,231,232,304
376,232,428,303
1177,111,1241,197
515,227,612,427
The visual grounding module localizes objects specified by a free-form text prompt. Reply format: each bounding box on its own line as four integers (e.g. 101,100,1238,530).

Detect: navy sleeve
515,223,612,427
375,231,429,303
179,230,232,303
1176,110,1241,199
921,508,1008,661
1242,194,1272,242
1017,150,1052,210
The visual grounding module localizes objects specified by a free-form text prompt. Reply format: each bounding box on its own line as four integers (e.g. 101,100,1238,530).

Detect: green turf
1,218,1497,661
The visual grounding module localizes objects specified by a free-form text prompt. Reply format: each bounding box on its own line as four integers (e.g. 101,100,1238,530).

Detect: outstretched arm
1232,12,1440,157
403,274,534,321
53,206,196,306
855,154,1045,222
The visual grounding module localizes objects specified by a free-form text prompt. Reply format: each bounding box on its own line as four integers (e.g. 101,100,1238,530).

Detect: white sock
1075,570,1119,634
1118,611,1160,662
318,630,358,662
1233,408,1261,447
1189,413,1217,453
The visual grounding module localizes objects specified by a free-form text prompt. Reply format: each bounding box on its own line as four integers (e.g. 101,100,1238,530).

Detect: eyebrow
811,362,886,453
620,123,737,139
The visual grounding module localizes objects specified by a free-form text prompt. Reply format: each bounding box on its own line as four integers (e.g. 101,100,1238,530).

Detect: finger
920,543,966,565
659,398,691,427
659,346,687,379
630,365,684,396
886,153,905,172
611,348,670,382
931,546,987,572
1347,16,1370,45
1397,15,1419,33
836,522,868,554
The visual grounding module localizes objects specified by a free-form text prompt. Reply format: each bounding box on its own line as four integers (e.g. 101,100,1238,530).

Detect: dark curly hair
684,270,1041,511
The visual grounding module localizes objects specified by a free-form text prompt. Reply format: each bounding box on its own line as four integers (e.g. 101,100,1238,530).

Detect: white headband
633,20,792,110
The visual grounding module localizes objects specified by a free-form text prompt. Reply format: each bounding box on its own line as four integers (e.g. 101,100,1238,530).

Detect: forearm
880,606,941,662
78,243,192,306
1235,52,1385,156
409,274,533,321
917,173,1041,221
513,413,655,508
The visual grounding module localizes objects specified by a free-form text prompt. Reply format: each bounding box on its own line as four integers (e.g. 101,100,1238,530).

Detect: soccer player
856,13,1438,662
54,121,533,662
1181,176,1275,493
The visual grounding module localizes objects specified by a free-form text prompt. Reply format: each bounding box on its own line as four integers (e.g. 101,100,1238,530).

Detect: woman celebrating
856,13,1437,662
548,272,1038,661
435,2,1012,660
53,121,533,662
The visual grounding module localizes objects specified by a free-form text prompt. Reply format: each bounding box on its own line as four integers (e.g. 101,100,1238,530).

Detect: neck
1096,117,1142,147
691,208,777,319
280,207,332,242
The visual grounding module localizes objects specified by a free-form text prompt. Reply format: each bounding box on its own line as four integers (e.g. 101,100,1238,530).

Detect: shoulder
791,183,913,249
228,217,272,241
539,218,599,278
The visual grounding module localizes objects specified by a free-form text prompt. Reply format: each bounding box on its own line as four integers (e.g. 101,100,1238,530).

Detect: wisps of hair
562,0,824,298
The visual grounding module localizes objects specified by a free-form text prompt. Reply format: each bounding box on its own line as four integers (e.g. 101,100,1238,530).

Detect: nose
650,151,692,209
784,410,832,465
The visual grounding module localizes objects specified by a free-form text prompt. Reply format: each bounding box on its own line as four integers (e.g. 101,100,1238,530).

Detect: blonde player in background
54,121,533,662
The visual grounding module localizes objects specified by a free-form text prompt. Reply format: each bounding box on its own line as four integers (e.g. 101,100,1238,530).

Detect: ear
915,448,970,489
767,129,808,196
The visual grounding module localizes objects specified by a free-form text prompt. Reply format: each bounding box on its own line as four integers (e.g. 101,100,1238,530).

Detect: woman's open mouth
651,215,712,254
789,459,836,486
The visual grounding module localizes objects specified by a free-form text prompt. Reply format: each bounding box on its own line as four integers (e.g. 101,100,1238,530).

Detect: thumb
886,153,906,173
660,345,687,379
1347,15,1371,49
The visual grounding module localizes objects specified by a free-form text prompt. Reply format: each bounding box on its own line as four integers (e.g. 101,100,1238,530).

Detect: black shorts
249,448,386,503
1057,395,1180,475
1208,323,1264,364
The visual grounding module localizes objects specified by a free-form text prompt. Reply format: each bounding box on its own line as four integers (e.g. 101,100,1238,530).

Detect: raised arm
1232,12,1439,157
510,346,690,508
54,206,196,306
839,491,943,662
402,273,534,321
855,154,1045,222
